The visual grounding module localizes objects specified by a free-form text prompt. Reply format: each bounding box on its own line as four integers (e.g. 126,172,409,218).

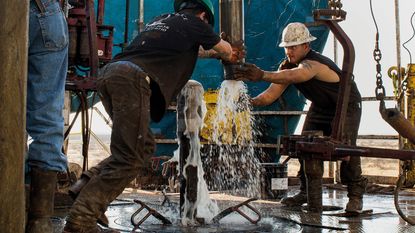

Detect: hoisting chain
373,33,386,101
328,0,342,11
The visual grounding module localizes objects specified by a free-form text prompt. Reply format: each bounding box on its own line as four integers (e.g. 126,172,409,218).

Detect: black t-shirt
113,13,221,122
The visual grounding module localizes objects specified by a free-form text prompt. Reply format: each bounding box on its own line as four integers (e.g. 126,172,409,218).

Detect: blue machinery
111,0,330,159
67,0,330,162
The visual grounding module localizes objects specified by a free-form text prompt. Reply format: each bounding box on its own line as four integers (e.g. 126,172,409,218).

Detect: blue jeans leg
26,0,69,172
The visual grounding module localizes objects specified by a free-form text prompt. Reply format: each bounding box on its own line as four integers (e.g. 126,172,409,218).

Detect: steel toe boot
345,178,368,213
68,175,109,227
26,168,57,233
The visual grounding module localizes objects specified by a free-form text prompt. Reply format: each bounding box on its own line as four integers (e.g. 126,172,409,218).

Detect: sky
72,0,415,137
296,0,415,135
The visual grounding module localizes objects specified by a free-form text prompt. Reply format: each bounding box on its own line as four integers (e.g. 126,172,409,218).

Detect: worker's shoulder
299,59,322,69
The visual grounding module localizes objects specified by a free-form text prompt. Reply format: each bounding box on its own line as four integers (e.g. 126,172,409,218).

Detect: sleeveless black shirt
293,50,361,117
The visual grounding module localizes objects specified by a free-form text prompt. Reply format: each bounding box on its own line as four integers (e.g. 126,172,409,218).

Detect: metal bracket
212,198,261,224
130,199,172,231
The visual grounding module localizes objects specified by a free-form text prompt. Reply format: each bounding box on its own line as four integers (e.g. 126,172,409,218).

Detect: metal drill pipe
219,0,244,80
219,0,244,43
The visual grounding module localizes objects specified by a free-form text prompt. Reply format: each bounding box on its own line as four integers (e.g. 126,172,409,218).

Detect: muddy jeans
66,61,155,227
298,101,364,186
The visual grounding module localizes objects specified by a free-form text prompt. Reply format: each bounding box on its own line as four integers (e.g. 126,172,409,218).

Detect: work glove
220,32,246,64
279,59,297,70
229,40,246,63
233,63,264,82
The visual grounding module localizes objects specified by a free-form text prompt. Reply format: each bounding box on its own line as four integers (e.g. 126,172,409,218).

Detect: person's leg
281,107,330,208
26,1,68,232
340,102,367,212
64,62,152,231
27,0,68,173
281,160,307,206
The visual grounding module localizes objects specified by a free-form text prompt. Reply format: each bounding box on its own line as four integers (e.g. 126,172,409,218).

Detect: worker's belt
32,0,56,13
104,61,150,85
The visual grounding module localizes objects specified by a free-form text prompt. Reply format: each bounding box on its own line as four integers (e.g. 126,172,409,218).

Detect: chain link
402,79,408,92
373,34,386,100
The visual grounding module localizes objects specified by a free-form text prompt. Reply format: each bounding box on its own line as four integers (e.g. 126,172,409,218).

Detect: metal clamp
130,199,172,231
212,198,261,224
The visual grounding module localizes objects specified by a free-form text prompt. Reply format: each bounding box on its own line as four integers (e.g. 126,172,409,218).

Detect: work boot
345,198,363,213
26,168,57,233
281,191,307,206
68,175,109,227
345,178,368,213
63,223,120,233
281,172,307,207
68,174,90,199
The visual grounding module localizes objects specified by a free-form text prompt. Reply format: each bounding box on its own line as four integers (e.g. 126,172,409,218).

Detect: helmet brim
279,36,317,47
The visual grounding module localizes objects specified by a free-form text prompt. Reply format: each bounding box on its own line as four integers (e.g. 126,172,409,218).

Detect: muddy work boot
281,191,307,207
345,178,368,213
26,168,57,233
68,175,109,227
281,171,307,207
68,175,90,199
63,223,120,233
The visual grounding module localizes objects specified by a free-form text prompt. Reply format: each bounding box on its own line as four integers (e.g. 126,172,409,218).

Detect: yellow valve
200,90,252,144
406,64,415,143
403,64,415,187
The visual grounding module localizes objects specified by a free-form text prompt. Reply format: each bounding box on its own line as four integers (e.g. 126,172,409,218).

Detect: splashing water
206,80,261,198
178,81,220,226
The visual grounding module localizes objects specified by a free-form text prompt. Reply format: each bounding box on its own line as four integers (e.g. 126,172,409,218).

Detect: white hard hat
279,22,316,47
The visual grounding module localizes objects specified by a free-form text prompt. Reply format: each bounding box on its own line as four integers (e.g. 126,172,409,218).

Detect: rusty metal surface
212,198,261,224
313,18,355,141
280,135,415,161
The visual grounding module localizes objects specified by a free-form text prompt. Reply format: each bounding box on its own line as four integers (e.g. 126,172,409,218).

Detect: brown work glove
279,59,297,70
233,63,264,82
220,32,246,64
229,40,246,63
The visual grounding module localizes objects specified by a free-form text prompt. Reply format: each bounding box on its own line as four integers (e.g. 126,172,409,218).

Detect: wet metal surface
53,187,415,232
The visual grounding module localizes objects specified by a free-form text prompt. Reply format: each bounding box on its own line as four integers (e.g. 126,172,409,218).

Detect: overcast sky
295,0,415,135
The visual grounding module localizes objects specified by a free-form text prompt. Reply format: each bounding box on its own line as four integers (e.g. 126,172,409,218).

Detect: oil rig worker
233,22,367,213
63,0,244,232
25,0,69,232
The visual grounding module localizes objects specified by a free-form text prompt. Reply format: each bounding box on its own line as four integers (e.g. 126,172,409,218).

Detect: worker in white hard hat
234,22,367,213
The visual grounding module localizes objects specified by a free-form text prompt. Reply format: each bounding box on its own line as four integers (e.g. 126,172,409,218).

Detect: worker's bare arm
251,83,289,106
262,60,319,84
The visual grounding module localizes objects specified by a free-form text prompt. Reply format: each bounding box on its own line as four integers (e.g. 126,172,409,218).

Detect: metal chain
328,0,342,10
373,33,386,101
402,78,408,92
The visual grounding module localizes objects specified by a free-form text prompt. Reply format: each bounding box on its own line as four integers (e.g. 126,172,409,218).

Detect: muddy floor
59,135,415,232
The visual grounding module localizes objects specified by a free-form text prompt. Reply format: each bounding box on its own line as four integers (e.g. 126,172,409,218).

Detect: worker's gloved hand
233,63,264,82
220,32,246,63
279,59,298,70
229,40,246,63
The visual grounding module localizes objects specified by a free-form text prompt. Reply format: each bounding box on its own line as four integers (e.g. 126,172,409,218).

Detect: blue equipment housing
78,0,330,161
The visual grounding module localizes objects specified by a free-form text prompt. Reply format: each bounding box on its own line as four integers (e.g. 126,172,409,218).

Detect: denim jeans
26,0,69,172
